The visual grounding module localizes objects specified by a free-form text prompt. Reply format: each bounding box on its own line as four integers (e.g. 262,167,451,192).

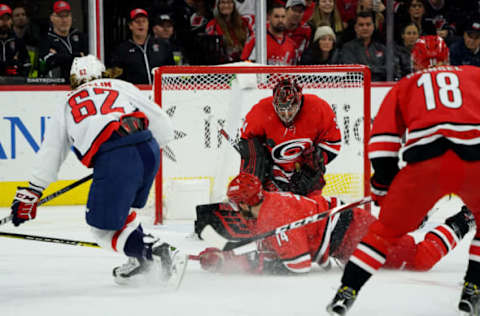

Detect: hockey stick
219,128,241,153
0,231,200,260
200,196,371,254
0,174,94,226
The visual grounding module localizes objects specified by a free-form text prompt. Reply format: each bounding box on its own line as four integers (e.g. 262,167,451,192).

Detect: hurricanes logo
271,138,312,163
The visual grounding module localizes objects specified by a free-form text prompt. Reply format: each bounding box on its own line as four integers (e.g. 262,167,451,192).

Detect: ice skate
446,206,476,239
112,256,152,285
326,286,357,316
459,282,480,316
151,242,188,290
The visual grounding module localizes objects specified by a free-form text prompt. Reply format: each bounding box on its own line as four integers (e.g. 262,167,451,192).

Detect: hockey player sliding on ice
197,172,475,276
9,55,187,288
326,35,480,316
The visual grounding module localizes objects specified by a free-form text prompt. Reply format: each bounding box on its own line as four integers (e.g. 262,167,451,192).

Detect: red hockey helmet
411,35,449,71
227,172,263,209
272,78,302,125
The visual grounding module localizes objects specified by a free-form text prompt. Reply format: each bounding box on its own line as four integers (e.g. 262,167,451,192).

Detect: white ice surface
0,196,473,316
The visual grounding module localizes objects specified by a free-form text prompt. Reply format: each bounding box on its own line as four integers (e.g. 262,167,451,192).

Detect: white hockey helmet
70,54,105,83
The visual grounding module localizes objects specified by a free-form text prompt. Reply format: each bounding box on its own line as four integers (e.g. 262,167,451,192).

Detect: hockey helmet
411,35,449,71
227,172,263,209
272,78,302,125
70,55,105,84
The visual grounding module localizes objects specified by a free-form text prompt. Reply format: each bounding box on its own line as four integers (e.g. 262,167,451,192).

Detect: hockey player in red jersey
238,77,341,205
9,55,187,288
326,35,480,316
198,173,475,276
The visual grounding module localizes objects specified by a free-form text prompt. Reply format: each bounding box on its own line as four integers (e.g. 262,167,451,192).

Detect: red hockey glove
11,186,43,226
370,178,388,207
198,247,231,272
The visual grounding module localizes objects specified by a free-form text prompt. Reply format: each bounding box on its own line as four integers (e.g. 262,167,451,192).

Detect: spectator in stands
336,0,358,26
172,0,213,65
38,1,88,83
449,18,480,67
393,23,416,79
300,25,340,64
0,3,30,77
395,0,436,43
400,22,419,52
340,11,386,81
152,14,183,65
152,14,174,41
241,3,297,65
205,0,254,63
310,0,346,46
284,0,312,63
11,2,41,78
110,8,174,84
265,3,297,65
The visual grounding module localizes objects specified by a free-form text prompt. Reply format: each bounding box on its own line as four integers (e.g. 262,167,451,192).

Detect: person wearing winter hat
300,25,339,65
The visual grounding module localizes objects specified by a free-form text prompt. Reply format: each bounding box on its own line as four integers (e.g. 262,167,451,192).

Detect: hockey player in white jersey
9,55,187,288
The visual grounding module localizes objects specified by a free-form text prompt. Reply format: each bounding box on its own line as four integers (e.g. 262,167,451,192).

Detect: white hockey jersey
30,79,174,189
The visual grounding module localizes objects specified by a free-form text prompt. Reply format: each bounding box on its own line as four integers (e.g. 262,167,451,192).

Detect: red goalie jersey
240,94,341,195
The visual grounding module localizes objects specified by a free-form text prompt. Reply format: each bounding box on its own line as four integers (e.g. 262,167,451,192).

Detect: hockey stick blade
221,196,371,253
0,174,93,226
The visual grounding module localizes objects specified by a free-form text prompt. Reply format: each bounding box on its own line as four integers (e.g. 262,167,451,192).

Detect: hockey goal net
149,65,371,224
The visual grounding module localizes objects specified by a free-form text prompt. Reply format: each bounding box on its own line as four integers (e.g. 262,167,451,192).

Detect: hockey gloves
290,146,326,196
11,186,43,226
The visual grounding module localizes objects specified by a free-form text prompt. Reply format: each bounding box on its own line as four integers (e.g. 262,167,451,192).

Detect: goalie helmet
272,78,302,126
411,35,449,71
227,172,263,208
70,55,105,86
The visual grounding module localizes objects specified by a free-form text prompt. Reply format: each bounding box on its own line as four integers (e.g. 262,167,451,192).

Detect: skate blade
166,252,188,290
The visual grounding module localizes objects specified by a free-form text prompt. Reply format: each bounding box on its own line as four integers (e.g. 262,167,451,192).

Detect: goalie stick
0,231,199,260
0,174,93,226
219,128,241,153
200,196,372,254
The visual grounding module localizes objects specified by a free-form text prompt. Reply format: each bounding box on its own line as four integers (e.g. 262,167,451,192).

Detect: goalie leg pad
195,203,255,240
238,137,272,182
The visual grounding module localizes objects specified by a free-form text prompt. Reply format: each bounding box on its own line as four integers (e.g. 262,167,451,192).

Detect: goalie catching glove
11,184,44,226
290,146,326,196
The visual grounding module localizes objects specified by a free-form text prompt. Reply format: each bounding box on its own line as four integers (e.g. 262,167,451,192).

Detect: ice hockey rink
0,196,473,316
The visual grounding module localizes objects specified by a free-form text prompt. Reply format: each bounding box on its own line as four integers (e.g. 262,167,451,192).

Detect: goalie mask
227,172,263,210
272,79,302,126
411,35,449,71
70,55,105,88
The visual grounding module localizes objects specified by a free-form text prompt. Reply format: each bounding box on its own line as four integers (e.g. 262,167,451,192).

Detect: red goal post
151,65,371,224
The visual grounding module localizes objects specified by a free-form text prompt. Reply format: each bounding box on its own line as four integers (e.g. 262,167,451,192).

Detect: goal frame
153,65,371,224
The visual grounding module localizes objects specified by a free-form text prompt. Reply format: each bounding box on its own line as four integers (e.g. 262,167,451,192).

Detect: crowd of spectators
1,0,480,84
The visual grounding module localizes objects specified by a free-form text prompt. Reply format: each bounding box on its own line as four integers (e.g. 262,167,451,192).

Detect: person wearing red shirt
198,173,474,276
284,0,312,63
241,3,297,65
327,35,480,316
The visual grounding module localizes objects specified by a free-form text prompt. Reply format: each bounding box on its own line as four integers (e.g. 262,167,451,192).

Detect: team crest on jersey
152,44,159,52
72,34,79,42
271,138,312,163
